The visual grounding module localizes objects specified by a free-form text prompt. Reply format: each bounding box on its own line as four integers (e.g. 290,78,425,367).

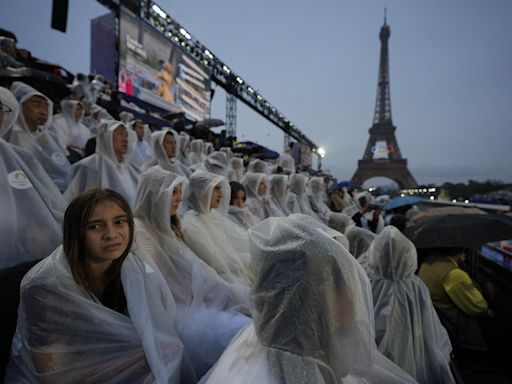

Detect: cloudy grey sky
1,0,511,185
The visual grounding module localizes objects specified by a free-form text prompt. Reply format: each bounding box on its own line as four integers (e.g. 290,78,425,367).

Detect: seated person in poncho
203,141,214,160
176,131,191,167
0,86,67,270
142,127,190,177
369,226,455,384
182,170,254,285
187,138,204,165
242,172,284,221
307,176,332,222
202,217,418,384
328,212,356,235
65,120,140,207
345,225,377,280
277,147,295,174
51,98,92,158
227,181,259,230
268,174,291,216
8,81,72,191
228,157,245,182
134,167,251,377
286,173,317,217
5,189,195,383
246,159,268,174
129,119,152,167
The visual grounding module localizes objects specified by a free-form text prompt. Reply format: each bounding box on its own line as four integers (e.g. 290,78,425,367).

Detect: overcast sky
1,0,511,186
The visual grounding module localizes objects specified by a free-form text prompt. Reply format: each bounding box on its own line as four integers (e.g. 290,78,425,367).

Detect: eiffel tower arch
352,13,417,190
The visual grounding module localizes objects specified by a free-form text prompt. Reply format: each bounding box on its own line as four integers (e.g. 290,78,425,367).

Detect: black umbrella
193,118,224,130
404,213,512,248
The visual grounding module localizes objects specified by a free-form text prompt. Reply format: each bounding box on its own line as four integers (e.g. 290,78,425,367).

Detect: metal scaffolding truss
96,0,319,152
225,93,237,138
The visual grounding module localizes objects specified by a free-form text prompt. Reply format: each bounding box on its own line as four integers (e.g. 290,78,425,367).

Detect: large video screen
118,7,211,121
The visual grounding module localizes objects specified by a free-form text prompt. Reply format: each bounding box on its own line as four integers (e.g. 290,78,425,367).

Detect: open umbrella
193,118,224,130
328,180,353,190
410,206,487,224
384,196,423,211
404,213,512,248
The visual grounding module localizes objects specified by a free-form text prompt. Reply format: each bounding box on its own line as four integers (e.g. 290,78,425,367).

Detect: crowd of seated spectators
1,27,510,384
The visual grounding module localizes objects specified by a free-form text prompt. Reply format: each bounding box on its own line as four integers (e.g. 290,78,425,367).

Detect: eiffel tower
351,13,417,189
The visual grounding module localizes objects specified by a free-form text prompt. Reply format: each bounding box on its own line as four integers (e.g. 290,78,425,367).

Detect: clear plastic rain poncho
182,170,253,284
65,120,139,207
247,159,268,174
202,151,229,178
8,81,72,192
242,172,284,221
176,131,191,166
134,167,251,377
130,121,153,167
277,149,295,174
228,157,245,182
5,245,195,383
227,203,259,230
202,217,417,384
203,141,214,160
328,212,356,234
307,177,332,222
286,173,316,217
51,99,92,152
82,104,112,134
369,227,455,384
0,86,66,270
70,75,95,108
289,213,349,251
119,111,134,124
187,139,204,165
345,226,377,279
142,128,190,177
269,174,291,216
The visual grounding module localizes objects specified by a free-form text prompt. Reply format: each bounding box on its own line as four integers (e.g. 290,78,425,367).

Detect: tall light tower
225,93,237,137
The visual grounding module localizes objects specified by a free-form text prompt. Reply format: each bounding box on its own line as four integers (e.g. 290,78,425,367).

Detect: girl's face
84,201,130,270
257,178,267,196
232,189,246,208
170,184,182,216
74,102,84,121
210,183,223,209
163,133,176,158
112,125,129,161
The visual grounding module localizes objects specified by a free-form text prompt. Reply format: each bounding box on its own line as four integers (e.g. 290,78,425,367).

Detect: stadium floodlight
247,86,254,93
179,28,191,40
152,4,167,19
317,147,326,158
256,94,263,100
204,49,214,59
222,65,231,74
236,77,243,84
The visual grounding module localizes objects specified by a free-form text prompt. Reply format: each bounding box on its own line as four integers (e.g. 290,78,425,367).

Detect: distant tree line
437,180,512,201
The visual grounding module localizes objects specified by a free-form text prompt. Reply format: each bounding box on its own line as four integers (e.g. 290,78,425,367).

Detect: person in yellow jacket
419,248,488,352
